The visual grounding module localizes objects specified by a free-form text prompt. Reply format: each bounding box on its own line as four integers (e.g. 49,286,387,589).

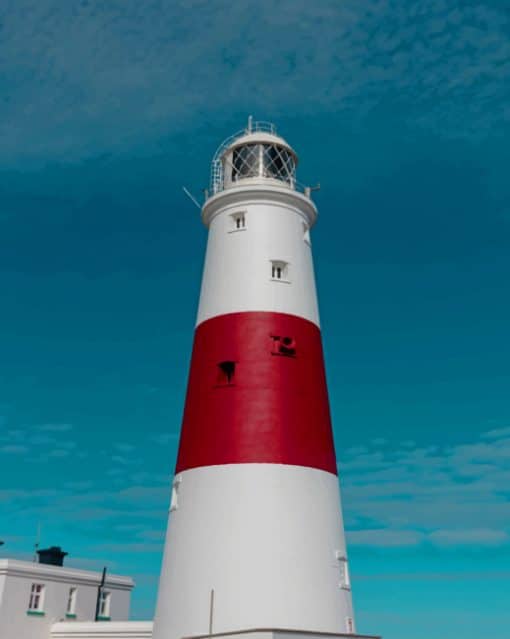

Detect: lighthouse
153,121,375,639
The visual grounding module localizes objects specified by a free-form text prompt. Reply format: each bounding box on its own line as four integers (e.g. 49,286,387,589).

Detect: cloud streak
0,0,508,163
340,424,510,547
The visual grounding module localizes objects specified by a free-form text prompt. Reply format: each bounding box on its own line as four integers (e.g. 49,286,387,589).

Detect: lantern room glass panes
262,145,295,182
232,144,260,179
231,143,295,185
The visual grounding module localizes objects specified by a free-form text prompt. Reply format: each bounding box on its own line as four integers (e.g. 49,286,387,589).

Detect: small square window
270,260,289,281
271,335,297,357
98,590,111,619
28,583,45,612
217,361,236,386
230,212,246,231
66,587,77,616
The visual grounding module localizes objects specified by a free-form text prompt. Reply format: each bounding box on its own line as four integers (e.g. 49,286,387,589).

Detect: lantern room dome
210,119,298,196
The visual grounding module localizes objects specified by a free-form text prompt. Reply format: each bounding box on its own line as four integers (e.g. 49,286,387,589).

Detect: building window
303,222,311,245
230,211,246,231
232,144,261,180
98,590,111,620
346,617,354,633
271,335,297,357
336,552,351,589
170,476,181,512
217,361,236,386
28,583,45,614
66,587,77,617
270,260,289,281
231,143,296,186
340,559,351,589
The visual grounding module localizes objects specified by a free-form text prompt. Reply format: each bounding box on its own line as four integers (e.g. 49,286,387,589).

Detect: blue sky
1,1,509,637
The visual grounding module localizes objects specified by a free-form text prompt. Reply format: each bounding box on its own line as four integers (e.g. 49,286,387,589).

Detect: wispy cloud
35,423,73,433
0,0,508,164
151,433,179,446
428,528,509,546
0,420,79,463
348,528,425,547
0,444,28,454
340,425,510,547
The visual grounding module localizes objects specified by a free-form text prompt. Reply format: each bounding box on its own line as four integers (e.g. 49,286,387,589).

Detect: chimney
37,546,68,567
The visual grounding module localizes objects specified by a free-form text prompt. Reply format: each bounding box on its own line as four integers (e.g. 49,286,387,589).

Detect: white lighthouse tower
153,120,378,639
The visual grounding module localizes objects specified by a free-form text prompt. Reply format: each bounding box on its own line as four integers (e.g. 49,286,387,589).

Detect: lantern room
210,119,298,195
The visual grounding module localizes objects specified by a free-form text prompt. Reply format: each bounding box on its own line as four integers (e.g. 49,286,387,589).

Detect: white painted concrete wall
51,621,153,638
0,560,133,639
186,629,379,639
0,573,6,617
154,464,354,639
197,185,320,327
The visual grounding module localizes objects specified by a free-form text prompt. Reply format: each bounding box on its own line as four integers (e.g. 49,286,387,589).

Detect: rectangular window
28,583,45,612
270,260,289,281
303,222,311,245
170,476,181,512
340,559,350,588
346,616,354,633
98,590,111,619
336,552,350,589
230,211,246,231
271,335,296,357
66,587,77,616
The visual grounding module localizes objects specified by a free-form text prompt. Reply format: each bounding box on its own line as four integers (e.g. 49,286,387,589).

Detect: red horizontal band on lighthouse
175,311,338,475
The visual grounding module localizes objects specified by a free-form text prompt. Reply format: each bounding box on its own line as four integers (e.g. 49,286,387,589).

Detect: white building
0,551,137,639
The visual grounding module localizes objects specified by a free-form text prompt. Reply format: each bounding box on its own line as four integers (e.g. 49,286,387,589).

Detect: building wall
0,560,132,639
0,573,6,612
51,621,153,638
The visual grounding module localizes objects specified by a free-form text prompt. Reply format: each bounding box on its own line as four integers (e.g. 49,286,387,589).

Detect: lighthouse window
336,552,351,589
270,260,289,282
230,211,246,232
170,476,181,512
232,144,261,180
217,360,236,385
271,335,297,357
231,143,296,185
303,222,311,245
262,145,296,184
345,617,354,633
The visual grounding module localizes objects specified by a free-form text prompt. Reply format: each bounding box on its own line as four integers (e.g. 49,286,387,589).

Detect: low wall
51,621,153,639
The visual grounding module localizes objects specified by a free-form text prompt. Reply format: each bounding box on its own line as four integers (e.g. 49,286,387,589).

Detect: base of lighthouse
154,464,360,639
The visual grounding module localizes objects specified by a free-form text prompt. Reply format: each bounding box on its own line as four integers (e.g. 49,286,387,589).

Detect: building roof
0,558,134,590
